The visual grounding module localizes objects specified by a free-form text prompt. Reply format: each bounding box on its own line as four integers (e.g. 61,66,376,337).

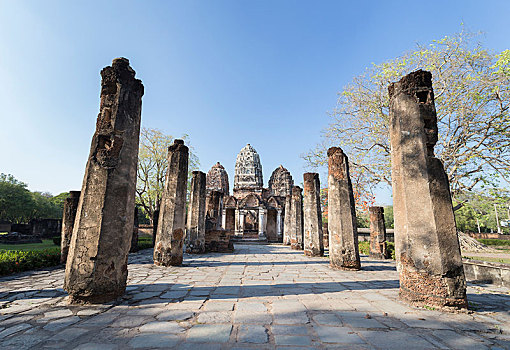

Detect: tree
0,174,34,224
136,127,200,223
303,30,510,202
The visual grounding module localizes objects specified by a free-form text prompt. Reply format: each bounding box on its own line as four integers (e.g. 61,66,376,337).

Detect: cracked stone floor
0,244,509,349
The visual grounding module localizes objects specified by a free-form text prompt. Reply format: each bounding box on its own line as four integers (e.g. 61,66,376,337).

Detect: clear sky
1,0,509,205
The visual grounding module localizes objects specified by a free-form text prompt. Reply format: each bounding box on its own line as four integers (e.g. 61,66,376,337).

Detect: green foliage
383,206,394,229
304,29,510,202
454,188,510,233
0,248,60,276
0,174,63,223
138,236,153,250
358,241,395,260
136,128,200,223
477,239,510,246
356,213,370,228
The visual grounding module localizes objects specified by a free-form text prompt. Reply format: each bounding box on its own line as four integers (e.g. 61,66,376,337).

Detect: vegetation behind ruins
136,127,200,224
0,174,67,224
304,29,510,222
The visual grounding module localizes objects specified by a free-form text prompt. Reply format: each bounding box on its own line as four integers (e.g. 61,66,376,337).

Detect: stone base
153,243,183,266
186,241,205,254
304,249,323,257
399,286,468,310
330,260,361,271
67,290,124,305
369,252,389,260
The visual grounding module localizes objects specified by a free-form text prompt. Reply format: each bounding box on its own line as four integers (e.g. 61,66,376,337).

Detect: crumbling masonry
303,173,324,257
389,69,467,309
153,139,189,267
290,186,303,250
186,171,206,254
369,206,388,259
327,147,360,270
64,58,143,304
60,191,80,264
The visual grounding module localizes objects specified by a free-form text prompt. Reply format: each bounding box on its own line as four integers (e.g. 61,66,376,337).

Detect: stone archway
243,210,258,233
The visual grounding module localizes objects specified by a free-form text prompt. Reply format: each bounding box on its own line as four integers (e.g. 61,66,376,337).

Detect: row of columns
62,61,467,311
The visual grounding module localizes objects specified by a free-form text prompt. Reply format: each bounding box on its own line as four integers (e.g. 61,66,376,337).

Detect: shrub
52,236,61,246
0,248,61,276
358,241,395,260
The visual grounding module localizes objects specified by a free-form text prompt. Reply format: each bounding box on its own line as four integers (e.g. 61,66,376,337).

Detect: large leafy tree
0,174,62,223
136,128,200,223
303,30,510,202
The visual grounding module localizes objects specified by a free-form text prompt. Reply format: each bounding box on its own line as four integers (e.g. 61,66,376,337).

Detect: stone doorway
243,210,258,233
266,208,277,242
225,208,235,231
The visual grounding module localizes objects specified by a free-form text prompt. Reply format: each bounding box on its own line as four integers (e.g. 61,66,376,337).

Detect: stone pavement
1,244,510,350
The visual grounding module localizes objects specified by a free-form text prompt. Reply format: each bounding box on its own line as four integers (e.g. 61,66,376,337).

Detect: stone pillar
130,206,139,253
64,58,144,304
221,209,227,229
152,209,159,247
303,173,324,257
258,208,267,239
327,147,360,270
290,186,303,250
389,70,467,309
276,209,282,240
154,139,189,267
369,206,388,259
237,210,245,237
60,191,80,264
186,171,206,254
283,195,292,245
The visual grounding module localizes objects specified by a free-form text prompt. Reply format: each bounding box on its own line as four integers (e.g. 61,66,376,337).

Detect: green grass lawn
0,239,58,251
464,256,510,264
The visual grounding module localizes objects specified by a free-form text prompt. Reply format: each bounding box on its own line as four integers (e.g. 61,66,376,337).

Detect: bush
478,239,510,246
358,241,395,260
0,248,61,276
52,236,61,246
138,236,153,250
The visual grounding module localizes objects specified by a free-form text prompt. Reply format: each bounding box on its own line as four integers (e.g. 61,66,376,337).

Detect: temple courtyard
0,244,509,350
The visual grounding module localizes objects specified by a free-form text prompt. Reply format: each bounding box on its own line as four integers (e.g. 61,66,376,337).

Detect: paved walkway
1,244,509,349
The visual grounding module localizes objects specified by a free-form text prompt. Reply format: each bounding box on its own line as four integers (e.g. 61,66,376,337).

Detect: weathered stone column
64,58,143,304
154,139,189,267
290,186,303,250
327,147,360,270
221,209,227,229
152,209,159,247
130,206,139,253
389,70,467,309
283,195,292,245
258,208,267,239
276,208,282,240
60,191,80,264
186,171,206,254
369,206,388,259
303,173,324,257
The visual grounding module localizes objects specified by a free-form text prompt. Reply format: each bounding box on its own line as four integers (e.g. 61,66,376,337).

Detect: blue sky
1,0,509,205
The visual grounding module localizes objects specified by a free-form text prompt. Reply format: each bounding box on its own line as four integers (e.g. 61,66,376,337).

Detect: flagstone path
1,244,509,349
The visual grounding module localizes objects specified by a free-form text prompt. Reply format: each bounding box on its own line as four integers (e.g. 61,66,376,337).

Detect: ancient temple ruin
389,70,467,309
205,144,293,242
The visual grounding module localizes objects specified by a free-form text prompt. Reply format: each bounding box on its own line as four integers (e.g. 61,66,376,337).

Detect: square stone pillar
327,147,360,270
64,58,144,304
290,186,303,250
283,195,292,245
276,208,283,240
303,173,324,257
258,208,267,239
60,191,80,264
389,70,467,309
186,171,206,254
368,206,388,259
153,139,189,267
